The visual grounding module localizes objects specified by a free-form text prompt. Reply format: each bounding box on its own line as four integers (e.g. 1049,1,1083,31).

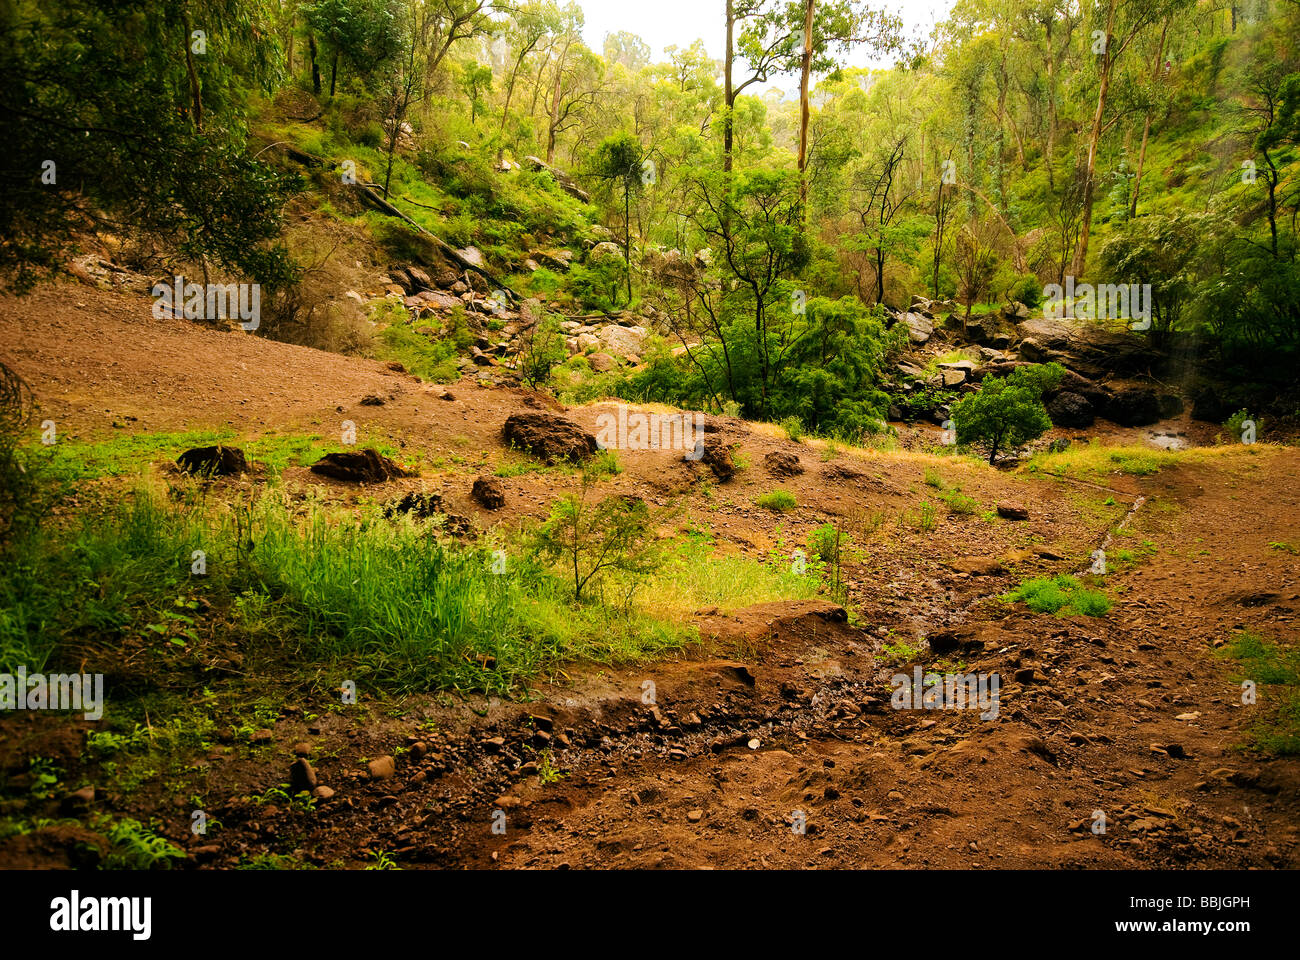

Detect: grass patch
756,490,797,512
1001,574,1112,617
1218,630,1300,755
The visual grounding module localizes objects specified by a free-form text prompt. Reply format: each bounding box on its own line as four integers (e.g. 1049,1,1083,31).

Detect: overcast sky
576,0,956,88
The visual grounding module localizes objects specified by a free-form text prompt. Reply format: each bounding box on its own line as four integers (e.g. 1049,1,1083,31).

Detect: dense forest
3,0,1298,434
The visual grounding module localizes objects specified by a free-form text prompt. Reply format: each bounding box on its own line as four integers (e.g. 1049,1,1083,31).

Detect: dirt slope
0,282,1297,870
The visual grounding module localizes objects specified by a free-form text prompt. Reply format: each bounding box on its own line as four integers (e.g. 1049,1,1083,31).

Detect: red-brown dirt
1,282,1297,870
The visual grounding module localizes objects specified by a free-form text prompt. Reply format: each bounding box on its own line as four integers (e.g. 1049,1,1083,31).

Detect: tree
1072,0,1192,278
0,0,297,291
604,30,651,72
591,133,648,303
532,472,670,602
303,0,402,98
953,363,1064,465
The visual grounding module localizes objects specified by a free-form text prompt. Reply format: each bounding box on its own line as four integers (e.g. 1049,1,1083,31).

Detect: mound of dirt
310,448,410,483
503,411,597,464
177,445,249,476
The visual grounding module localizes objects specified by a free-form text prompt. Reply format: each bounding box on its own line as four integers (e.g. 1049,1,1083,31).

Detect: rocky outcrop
1015,317,1158,379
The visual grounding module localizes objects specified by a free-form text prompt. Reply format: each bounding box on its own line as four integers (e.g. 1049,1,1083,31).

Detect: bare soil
1,282,1297,870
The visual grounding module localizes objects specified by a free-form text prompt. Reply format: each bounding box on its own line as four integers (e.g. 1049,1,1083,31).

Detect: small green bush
756,490,797,512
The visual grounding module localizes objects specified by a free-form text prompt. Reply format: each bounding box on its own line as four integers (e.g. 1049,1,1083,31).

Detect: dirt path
1,283,1297,870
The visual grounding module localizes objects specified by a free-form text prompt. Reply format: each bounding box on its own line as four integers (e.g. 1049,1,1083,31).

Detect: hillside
1,281,1297,870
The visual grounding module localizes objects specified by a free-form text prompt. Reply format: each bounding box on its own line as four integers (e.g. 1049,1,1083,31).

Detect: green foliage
1218,630,1300,755
756,490,797,512
0,0,298,290
952,363,1063,465
1001,575,1112,618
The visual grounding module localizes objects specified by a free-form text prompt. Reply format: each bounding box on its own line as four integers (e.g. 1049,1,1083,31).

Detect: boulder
689,441,736,482
177,445,248,477
503,412,598,464
900,312,934,344
598,324,646,356
1015,317,1158,379
997,502,1029,521
589,241,625,264
456,246,486,269
1046,391,1095,428
1102,386,1161,427
1190,386,1232,424
310,449,411,483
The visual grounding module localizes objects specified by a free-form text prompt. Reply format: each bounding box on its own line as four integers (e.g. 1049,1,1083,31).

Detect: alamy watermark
152,275,261,331
595,405,705,460
1043,276,1151,331
1,667,103,720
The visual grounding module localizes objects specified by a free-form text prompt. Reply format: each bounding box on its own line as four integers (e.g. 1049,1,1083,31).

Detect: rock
763,451,804,476
1190,386,1232,423
471,476,506,510
250,729,274,745
289,758,317,793
1046,391,1095,428
177,445,248,476
997,502,1029,521
456,246,486,268
690,441,735,482
901,312,934,344
367,756,396,780
588,351,616,372
1015,317,1158,379
503,412,598,464
383,492,447,520
360,394,385,406
311,786,335,801
686,809,704,823
310,449,411,483
292,742,312,757
409,741,429,761
1014,667,1037,684
589,241,625,264
1102,386,1161,427
60,786,95,815
597,324,647,356
1157,394,1184,418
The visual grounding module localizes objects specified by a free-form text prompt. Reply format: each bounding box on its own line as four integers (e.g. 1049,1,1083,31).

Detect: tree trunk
309,32,321,95
181,12,203,130
330,49,339,98
1073,0,1118,279
724,0,736,173
1129,19,1169,219
797,0,815,218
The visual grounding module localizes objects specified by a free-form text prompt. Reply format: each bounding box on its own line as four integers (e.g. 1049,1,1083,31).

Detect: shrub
1001,575,1111,617
756,490,797,512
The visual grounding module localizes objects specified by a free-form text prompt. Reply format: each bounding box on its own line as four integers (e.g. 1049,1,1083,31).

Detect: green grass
35,429,236,482
1,485,824,698
1001,575,1112,617
756,490,797,512
1218,630,1300,755
26,429,392,485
